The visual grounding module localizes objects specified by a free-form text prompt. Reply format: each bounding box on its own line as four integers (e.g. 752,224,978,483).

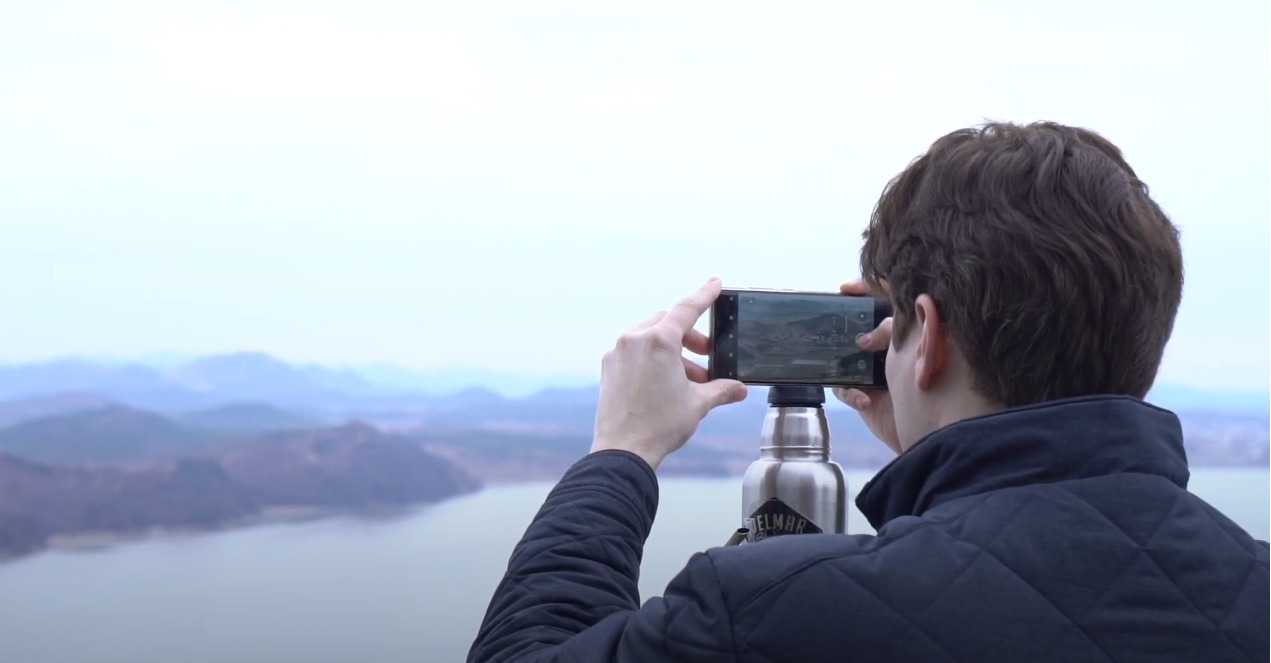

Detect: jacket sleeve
466,450,737,663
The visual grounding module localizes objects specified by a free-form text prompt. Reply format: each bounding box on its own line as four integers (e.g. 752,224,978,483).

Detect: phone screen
710,289,888,387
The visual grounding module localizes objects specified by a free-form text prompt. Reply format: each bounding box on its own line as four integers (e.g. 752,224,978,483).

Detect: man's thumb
699,379,748,411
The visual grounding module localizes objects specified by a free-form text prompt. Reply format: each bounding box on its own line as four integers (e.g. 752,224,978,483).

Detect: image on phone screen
710,290,888,387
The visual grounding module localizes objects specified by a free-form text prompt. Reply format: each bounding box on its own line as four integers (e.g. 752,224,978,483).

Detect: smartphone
708,288,891,388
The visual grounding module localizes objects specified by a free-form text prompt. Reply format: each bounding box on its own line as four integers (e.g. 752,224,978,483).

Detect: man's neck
858,395,1188,530
901,391,1001,453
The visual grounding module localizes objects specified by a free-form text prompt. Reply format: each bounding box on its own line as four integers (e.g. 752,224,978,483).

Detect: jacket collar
855,395,1189,531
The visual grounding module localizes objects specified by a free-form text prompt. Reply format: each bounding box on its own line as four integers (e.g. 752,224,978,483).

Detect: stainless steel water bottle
741,385,846,542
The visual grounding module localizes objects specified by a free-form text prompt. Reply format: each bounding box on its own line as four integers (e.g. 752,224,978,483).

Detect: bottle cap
767,385,825,407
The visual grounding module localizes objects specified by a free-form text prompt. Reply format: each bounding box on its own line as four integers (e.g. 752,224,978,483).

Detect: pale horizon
2,1,1267,392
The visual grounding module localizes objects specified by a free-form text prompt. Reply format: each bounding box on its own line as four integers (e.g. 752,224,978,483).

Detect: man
467,122,1270,662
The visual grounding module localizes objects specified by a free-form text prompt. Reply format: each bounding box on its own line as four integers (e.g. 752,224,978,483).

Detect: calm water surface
0,469,1266,663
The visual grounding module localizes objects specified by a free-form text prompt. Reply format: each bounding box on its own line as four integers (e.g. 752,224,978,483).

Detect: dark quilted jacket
468,396,1269,662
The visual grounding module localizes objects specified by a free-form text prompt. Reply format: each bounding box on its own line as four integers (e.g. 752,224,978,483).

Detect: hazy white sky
1,0,1267,391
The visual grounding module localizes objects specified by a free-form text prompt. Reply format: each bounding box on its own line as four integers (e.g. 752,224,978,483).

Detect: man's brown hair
861,121,1184,408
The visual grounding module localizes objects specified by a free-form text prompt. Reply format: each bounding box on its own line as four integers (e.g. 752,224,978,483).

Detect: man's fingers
833,387,870,410
840,279,869,295
681,355,709,383
683,328,711,355
841,277,893,299
855,317,893,352
835,386,887,409
660,277,722,335
697,379,748,412
634,310,667,331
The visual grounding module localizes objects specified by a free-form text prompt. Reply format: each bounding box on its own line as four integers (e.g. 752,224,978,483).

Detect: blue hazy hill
0,354,1264,420
0,354,1263,472
1142,384,1269,416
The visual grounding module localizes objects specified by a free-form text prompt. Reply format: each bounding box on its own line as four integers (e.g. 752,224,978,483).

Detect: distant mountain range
0,352,1264,560
0,354,597,400
0,352,1265,414
0,353,398,412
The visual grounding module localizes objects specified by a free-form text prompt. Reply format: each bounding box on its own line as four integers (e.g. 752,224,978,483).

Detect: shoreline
43,506,338,550
3,466,1267,565
0,504,429,565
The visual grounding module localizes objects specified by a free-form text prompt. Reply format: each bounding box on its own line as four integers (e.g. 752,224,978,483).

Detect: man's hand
832,279,902,455
590,277,749,471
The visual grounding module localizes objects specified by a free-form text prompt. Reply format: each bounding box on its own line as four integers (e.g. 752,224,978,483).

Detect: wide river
0,469,1266,663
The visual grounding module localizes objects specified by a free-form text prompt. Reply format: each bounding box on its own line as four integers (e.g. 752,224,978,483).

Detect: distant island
0,412,480,559
0,353,1266,560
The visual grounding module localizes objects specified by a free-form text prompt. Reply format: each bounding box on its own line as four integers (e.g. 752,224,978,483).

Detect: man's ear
913,294,947,391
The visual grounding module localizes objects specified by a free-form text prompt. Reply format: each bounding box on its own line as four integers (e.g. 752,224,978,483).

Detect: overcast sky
0,0,1267,392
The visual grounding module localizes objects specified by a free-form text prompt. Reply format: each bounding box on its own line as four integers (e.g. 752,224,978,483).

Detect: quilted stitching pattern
468,399,1268,663
715,476,1268,663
